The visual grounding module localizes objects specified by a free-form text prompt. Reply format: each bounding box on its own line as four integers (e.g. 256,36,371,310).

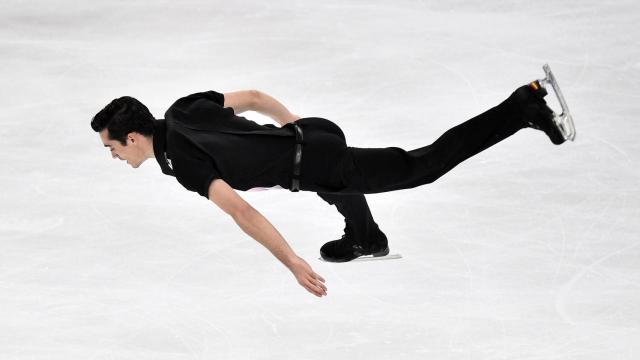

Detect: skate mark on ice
260,310,281,337
551,215,569,288
0,216,65,279
555,237,640,325
432,222,475,293
427,59,480,107
592,135,632,163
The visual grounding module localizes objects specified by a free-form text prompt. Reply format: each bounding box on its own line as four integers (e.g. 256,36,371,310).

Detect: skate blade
352,253,403,262
537,64,576,142
318,253,403,262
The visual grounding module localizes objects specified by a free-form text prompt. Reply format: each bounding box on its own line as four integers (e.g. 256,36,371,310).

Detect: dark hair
91,96,155,145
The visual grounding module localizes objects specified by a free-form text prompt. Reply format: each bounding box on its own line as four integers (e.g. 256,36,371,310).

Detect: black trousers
295,91,527,243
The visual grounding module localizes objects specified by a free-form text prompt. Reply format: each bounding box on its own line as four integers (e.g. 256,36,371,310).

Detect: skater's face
100,129,149,169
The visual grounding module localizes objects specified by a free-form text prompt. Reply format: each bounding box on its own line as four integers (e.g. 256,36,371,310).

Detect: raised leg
335,90,529,194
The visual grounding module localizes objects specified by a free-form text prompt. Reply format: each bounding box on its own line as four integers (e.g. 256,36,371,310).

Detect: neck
145,136,156,160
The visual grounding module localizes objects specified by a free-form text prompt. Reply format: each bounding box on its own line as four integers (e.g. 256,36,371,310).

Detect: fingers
291,257,327,297
304,282,326,297
315,275,327,292
310,271,327,296
300,273,327,297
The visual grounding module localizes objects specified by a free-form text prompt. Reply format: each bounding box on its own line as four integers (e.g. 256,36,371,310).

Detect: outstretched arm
207,178,327,297
223,90,300,126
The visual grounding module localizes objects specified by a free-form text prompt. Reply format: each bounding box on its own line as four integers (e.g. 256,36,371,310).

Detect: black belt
290,122,304,192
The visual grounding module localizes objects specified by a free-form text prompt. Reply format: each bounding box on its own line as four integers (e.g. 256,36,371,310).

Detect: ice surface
1,0,639,359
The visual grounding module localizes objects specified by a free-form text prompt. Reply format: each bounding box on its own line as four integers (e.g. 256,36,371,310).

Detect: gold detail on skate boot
530,81,540,90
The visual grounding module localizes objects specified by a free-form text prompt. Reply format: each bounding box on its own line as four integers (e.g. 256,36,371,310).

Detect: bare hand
289,256,327,297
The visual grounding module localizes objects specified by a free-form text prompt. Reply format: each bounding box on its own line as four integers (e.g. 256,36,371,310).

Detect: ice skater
91,64,576,297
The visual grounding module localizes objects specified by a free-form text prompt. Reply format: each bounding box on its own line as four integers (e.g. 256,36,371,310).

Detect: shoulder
164,90,232,123
170,90,225,109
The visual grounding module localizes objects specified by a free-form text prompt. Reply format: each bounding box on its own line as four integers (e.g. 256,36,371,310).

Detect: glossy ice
1,1,639,359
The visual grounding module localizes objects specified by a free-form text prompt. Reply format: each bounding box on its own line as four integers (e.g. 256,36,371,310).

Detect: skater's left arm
208,179,327,297
223,90,300,126
250,90,301,126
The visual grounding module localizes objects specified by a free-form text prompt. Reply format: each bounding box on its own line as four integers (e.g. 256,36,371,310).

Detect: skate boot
512,64,576,145
320,225,389,263
512,84,565,145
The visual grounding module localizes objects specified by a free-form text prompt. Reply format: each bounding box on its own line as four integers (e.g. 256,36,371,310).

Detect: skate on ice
319,252,403,262
319,228,402,262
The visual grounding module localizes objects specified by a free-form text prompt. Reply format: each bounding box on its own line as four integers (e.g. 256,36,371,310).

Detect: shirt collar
152,119,175,176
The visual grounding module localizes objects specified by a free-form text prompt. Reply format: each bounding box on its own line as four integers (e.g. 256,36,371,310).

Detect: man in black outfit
91,78,571,298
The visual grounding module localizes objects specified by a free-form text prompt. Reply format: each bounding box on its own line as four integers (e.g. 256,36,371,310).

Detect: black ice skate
514,64,577,145
319,226,400,262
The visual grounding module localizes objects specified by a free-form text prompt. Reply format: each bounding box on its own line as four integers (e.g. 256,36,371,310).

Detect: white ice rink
1,0,639,359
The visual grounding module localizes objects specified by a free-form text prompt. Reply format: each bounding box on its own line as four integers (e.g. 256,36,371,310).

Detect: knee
316,192,337,204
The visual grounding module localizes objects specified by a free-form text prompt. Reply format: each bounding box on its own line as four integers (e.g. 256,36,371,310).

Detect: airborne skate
524,64,576,144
